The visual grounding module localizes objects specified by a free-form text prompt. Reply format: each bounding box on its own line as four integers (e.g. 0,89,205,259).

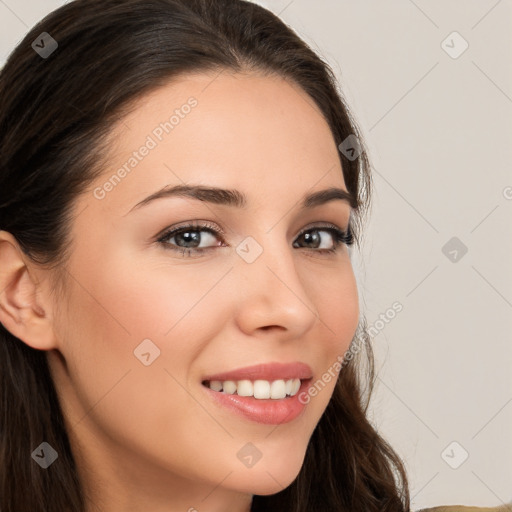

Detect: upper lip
202,362,313,382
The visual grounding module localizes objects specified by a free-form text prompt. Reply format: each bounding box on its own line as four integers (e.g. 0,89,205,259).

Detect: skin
0,70,359,512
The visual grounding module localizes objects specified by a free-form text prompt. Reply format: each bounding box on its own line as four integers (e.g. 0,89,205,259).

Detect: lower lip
202,379,312,425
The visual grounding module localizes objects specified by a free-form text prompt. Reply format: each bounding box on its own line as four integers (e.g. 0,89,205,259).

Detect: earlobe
0,230,57,351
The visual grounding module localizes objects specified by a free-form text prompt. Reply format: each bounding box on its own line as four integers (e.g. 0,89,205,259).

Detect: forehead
85,70,347,214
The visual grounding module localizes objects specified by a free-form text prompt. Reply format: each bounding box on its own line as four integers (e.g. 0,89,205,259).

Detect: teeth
270,379,286,399
290,379,300,396
237,380,253,397
222,380,237,394
253,380,270,399
205,378,302,399
209,380,223,392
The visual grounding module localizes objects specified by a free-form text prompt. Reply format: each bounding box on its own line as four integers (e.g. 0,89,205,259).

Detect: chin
229,455,305,496
249,477,298,497
232,474,299,497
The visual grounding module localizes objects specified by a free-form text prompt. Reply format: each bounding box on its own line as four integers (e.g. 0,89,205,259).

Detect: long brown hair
0,0,410,510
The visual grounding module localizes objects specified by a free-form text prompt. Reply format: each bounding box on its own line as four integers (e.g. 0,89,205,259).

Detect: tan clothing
418,505,512,512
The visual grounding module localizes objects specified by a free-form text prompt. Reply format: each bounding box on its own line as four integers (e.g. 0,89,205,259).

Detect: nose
232,234,319,340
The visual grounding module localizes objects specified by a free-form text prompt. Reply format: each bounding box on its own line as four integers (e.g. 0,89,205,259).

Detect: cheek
58,245,232,410
67,241,229,344
302,261,359,407
309,259,359,353
55,252,232,471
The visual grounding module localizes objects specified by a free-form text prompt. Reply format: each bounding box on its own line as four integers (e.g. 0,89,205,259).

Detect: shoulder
417,505,512,512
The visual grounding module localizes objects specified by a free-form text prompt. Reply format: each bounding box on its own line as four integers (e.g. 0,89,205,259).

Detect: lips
200,362,314,424
202,377,312,424
201,361,313,383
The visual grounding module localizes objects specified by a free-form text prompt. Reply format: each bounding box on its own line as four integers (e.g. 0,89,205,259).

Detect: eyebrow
126,183,358,214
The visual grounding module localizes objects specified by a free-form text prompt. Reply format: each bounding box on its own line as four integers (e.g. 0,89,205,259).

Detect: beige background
1,0,511,509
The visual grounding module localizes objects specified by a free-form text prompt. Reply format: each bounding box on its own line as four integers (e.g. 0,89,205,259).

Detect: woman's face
48,71,359,509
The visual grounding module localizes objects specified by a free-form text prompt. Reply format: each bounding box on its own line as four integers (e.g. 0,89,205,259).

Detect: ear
0,230,57,350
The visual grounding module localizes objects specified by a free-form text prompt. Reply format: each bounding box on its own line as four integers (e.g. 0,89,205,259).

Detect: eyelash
156,220,353,258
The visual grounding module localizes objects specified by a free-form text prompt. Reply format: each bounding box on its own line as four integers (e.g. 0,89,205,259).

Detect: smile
200,362,314,425
202,378,302,399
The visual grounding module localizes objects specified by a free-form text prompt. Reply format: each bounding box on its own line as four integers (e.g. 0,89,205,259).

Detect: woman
0,0,505,510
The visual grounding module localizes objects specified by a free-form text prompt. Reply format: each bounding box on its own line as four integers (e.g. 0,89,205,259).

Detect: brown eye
157,221,225,257
160,227,220,249
293,225,353,253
